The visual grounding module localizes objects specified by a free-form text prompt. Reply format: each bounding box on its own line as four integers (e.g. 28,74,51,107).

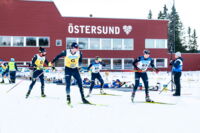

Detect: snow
0,71,200,133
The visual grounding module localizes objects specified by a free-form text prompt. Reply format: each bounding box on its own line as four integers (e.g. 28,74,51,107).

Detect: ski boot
41,88,46,97
41,93,46,97
131,92,135,103
100,89,106,94
173,93,180,96
67,95,71,105
25,90,31,99
145,95,154,102
82,97,90,104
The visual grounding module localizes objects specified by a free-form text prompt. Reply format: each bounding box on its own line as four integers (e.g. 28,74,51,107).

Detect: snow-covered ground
0,71,200,133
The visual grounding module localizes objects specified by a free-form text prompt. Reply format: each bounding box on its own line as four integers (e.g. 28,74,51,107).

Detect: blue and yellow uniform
52,47,89,103
52,42,90,104
26,50,49,98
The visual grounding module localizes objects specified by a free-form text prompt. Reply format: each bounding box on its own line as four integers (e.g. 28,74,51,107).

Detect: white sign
68,23,132,35
123,25,132,35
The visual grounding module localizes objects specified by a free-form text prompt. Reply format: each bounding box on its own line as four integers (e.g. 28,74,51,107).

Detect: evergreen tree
157,11,163,19
155,4,198,53
168,5,186,52
187,27,192,51
148,10,152,19
188,27,191,38
162,4,168,19
157,5,168,20
189,29,198,52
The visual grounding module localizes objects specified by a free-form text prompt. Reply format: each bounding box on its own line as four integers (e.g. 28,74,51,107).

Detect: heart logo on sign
123,25,132,35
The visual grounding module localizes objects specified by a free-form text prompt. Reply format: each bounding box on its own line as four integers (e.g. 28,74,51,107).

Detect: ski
78,102,108,106
94,93,122,96
67,103,73,108
134,101,175,105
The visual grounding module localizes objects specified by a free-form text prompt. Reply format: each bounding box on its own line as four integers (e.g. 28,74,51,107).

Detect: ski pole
6,70,44,93
6,80,24,93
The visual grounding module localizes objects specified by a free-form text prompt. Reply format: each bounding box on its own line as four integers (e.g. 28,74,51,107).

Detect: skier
26,47,51,98
0,60,9,83
86,56,106,97
0,59,3,82
52,42,90,104
170,51,183,96
131,50,159,102
7,58,18,83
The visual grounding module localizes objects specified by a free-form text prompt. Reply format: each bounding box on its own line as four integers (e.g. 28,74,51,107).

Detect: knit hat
39,47,46,53
71,42,79,49
10,58,15,61
143,49,150,55
175,51,181,57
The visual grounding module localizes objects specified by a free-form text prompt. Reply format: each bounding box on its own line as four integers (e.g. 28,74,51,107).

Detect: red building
0,0,199,71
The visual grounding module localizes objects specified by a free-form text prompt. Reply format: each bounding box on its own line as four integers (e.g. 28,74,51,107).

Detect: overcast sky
53,0,200,49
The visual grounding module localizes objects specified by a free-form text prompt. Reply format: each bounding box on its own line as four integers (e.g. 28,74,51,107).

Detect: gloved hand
51,66,56,71
48,62,52,67
169,60,174,65
135,67,139,70
134,67,142,72
49,62,56,71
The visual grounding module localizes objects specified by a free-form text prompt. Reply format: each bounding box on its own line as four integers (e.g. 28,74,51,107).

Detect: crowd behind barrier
9,67,200,90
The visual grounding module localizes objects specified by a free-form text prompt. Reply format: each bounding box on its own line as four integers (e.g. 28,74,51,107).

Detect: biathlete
52,42,90,104
87,56,106,97
26,47,51,98
131,50,159,103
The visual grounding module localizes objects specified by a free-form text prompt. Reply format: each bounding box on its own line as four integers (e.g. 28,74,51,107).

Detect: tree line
148,4,198,53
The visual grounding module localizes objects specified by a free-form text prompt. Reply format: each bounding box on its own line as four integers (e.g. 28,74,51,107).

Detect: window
113,39,122,50
102,59,111,70
66,37,135,50
145,39,154,48
26,37,36,47
145,39,167,48
56,39,62,46
156,39,166,48
13,36,24,47
113,59,122,69
90,38,100,49
0,36,11,46
101,39,111,50
66,38,77,49
0,36,50,47
124,59,133,69
124,39,133,50
78,38,88,49
39,37,49,47
155,58,166,68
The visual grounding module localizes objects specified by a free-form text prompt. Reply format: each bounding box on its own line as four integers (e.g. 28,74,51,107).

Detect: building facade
0,0,199,71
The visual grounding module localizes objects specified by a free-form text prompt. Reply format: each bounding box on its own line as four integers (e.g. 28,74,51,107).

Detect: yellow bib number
65,57,79,68
35,60,44,69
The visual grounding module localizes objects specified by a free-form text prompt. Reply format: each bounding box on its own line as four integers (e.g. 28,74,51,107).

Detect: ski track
0,72,200,133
